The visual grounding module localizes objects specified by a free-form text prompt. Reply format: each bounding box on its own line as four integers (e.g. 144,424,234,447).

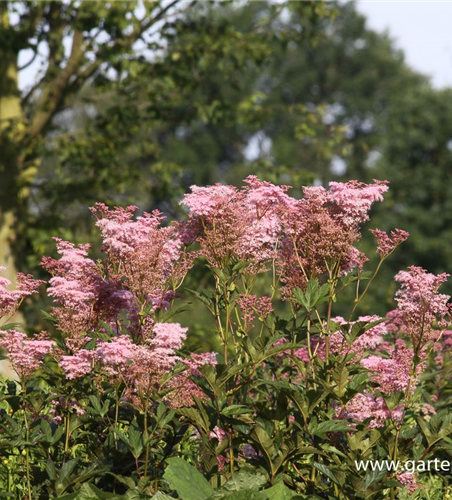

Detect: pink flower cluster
360,341,424,394
91,204,191,304
60,349,94,380
41,238,99,340
327,180,389,228
57,322,214,407
278,180,388,298
181,177,391,294
338,392,402,428
0,330,55,380
42,205,195,341
59,322,185,378
236,294,273,332
394,266,450,348
180,176,292,272
370,228,410,257
397,472,420,494
0,267,43,319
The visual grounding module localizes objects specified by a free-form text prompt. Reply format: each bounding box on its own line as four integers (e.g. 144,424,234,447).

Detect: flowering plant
0,177,450,499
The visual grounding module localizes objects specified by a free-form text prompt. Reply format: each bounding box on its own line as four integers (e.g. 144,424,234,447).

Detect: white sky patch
330,156,347,176
357,0,452,89
243,132,272,162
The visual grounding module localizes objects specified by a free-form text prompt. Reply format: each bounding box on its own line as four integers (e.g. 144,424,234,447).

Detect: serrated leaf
331,366,349,398
293,279,330,311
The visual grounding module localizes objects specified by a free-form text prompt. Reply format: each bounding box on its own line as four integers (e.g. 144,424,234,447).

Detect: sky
357,1,452,89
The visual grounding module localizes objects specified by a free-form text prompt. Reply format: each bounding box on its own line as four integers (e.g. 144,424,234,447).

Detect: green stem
22,395,32,500
144,403,150,477
348,255,388,321
64,406,71,455
229,434,235,476
114,387,120,448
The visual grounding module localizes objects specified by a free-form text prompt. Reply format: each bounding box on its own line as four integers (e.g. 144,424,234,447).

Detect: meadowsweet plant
0,176,450,500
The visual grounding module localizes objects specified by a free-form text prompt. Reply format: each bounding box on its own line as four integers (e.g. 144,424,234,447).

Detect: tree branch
18,47,38,71
23,1,187,144
25,29,85,144
64,0,185,98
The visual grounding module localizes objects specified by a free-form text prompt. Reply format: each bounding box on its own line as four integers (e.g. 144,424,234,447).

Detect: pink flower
397,472,420,494
60,350,94,379
148,323,187,370
182,352,218,377
370,228,410,257
338,392,394,428
181,184,238,218
394,266,450,348
91,204,192,307
278,180,388,299
0,330,55,380
95,335,137,370
327,179,389,228
0,267,43,319
180,176,292,272
360,340,425,394
42,239,99,338
236,294,273,332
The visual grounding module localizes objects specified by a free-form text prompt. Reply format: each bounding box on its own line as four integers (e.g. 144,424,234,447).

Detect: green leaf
0,322,21,330
185,288,214,313
220,467,267,492
262,483,303,500
158,303,191,322
88,395,110,418
313,462,339,485
364,467,388,489
293,279,330,311
178,407,210,434
313,420,356,438
163,457,214,500
52,493,78,500
221,405,254,417
41,309,57,323
250,426,276,473
54,483,123,499
331,366,349,398
128,424,144,459
59,459,78,483
123,490,155,500
209,491,267,500
46,459,57,481
151,493,173,500
108,473,136,490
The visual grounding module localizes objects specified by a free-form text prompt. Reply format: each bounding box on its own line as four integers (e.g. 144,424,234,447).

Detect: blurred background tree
1,0,451,330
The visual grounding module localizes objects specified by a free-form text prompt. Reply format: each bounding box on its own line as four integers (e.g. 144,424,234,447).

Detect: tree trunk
0,24,23,317
0,10,24,378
